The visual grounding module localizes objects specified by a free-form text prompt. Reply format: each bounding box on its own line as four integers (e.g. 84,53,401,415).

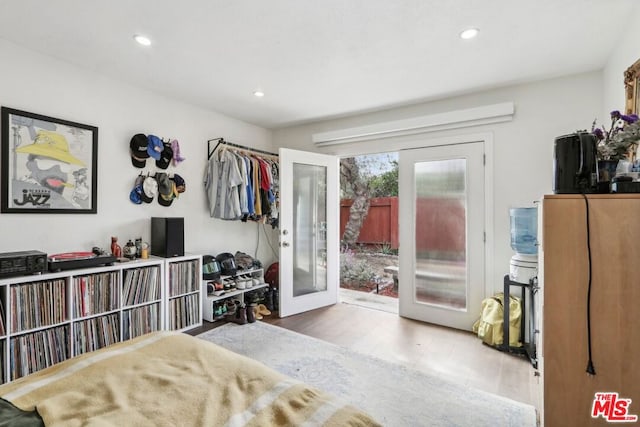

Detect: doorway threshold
339,288,399,315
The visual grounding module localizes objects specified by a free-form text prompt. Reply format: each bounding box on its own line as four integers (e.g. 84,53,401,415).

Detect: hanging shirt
234,152,249,215
271,161,279,188
252,157,262,216
214,149,243,219
267,159,280,228
204,153,220,218
245,156,255,215
258,158,271,191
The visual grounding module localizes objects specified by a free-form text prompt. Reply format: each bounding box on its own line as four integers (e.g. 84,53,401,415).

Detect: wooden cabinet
541,194,640,426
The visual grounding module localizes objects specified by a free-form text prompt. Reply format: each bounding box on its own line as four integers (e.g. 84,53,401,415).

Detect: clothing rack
207,137,279,160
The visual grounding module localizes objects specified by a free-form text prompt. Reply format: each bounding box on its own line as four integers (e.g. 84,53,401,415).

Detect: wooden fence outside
340,197,399,248
340,196,464,254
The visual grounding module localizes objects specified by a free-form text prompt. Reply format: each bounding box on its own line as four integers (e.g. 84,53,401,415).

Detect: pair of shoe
207,280,225,295
267,287,279,312
264,288,274,312
212,301,228,319
247,304,256,323
226,300,257,325
226,300,246,324
225,300,236,315
245,290,260,305
248,275,261,288
223,278,236,292
252,303,271,320
236,278,255,290
258,303,271,316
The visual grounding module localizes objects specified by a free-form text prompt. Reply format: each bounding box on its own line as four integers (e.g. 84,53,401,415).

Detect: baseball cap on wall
141,175,158,203
171,139,185,166
147,135,164,160
171,174,186,194
156,172,175,207
129,175,145,204
156,142,173,169
130,134,149,168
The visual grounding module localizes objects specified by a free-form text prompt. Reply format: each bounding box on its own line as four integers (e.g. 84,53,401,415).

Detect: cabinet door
543,195,640,427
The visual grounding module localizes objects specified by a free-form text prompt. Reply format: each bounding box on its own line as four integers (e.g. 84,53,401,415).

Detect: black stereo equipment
151,217,184,258
0,250,48,278
48,254,117,272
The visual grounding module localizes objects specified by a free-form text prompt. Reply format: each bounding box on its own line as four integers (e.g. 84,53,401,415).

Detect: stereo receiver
0,250,48,279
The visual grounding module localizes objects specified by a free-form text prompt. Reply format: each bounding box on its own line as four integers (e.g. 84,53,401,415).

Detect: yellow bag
472,292,522,347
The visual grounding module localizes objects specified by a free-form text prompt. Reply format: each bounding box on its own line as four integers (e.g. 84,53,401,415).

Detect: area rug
197,322,537,427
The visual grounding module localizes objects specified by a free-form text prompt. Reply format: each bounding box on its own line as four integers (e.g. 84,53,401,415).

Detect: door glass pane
414,159,467,309
293,163,327,297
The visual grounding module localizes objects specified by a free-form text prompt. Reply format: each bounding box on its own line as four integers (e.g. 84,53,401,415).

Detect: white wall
274,71,603,293
0,39,278,266
603,4,640,118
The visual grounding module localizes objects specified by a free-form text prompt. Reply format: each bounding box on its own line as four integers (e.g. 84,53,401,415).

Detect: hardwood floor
190,301,541,415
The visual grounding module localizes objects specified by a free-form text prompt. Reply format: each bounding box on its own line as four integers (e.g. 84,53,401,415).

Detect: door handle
282,242,290,247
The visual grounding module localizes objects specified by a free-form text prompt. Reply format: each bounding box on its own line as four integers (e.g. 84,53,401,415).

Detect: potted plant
592,111,640,180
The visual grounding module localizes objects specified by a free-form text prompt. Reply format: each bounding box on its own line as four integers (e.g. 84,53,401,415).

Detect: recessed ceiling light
459,28,479,40
133,35,152,46
253,91,265,98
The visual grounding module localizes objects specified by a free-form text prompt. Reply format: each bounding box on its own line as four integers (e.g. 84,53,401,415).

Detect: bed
0,331,380,426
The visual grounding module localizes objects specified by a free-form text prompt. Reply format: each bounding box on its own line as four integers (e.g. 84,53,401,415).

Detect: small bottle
141,242,149,259
135,237,143,258
111,237,122,258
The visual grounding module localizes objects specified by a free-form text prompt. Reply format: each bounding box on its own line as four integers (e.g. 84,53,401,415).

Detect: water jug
509,207,538,254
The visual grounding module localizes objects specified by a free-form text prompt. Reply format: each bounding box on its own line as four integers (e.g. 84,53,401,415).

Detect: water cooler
509,207,538,283
501,206,538,367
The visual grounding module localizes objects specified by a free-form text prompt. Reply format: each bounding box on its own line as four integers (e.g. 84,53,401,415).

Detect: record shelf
0,253,202,384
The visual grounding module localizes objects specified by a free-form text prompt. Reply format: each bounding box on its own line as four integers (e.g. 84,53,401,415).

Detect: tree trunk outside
341,158,370,246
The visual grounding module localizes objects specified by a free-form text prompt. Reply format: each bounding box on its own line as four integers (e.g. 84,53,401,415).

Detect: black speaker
151,217,184,257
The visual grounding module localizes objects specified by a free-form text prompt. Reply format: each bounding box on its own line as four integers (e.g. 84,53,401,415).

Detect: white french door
398,142,485,330
278,148,340,317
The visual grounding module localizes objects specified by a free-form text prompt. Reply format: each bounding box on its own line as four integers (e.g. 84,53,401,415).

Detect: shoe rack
201,268,268,322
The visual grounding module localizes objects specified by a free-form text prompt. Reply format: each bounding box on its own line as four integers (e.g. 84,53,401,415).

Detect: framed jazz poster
1,107,98,213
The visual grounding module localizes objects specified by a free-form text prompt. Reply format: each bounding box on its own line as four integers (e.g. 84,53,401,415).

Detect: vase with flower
592,110,640,182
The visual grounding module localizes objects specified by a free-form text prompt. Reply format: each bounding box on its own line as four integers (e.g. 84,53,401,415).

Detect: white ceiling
0,1,636,129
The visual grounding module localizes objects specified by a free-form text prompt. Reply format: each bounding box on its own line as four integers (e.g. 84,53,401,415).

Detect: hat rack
207,137,279,160
137,170,180,178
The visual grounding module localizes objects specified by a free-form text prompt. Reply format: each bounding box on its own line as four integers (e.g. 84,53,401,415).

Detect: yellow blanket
0,331,380,427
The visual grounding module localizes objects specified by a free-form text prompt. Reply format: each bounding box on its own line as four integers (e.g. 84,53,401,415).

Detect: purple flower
610,110,621,119
593,128,605,140
625,114,639,123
